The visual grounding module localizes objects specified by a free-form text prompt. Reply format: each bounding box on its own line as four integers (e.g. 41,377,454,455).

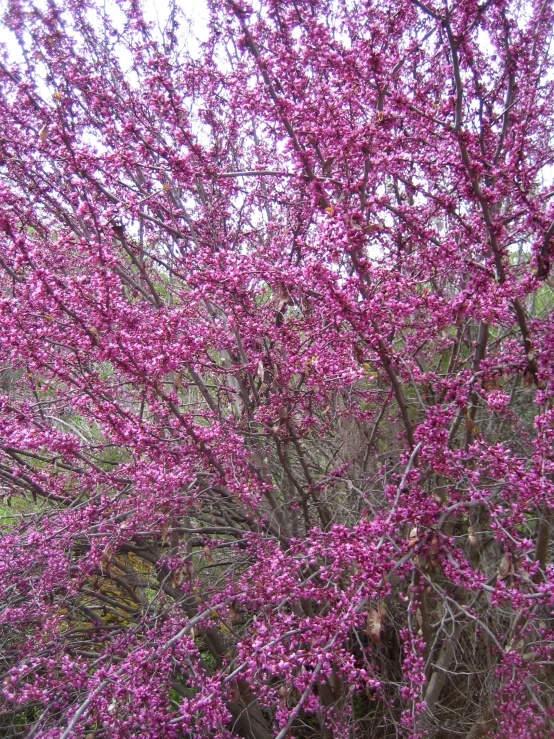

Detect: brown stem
417,622,462,731
534,505,553,583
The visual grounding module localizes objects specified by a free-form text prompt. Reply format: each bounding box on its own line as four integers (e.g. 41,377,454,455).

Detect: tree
0,0,553,736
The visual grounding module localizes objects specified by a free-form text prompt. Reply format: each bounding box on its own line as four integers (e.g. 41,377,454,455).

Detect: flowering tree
0,0,554,736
